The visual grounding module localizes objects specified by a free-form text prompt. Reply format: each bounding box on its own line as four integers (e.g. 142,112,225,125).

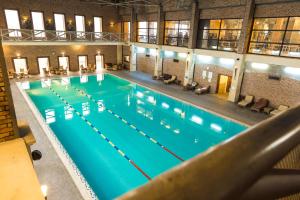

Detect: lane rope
46,84,152,180
56,78,185,162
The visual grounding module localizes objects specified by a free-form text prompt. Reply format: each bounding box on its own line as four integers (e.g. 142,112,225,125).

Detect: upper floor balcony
0,29,130,45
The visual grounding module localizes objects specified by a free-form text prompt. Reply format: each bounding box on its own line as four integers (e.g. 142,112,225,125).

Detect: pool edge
16,82,98,200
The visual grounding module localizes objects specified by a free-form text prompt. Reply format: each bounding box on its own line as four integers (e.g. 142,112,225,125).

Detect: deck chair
270,105,289,116
251,98,269,112
164,75,177,84
195,85,210,95
183,82,198,91
238,95,254,107
80,65,87,73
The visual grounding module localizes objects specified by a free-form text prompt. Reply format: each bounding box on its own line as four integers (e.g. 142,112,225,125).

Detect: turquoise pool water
22,74,246,199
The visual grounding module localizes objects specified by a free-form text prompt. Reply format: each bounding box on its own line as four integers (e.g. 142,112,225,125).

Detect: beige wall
0,0,119,32
3,45,117,74
193,64,233,93
162,58,185,82
241,72,300,107
136,53,155,75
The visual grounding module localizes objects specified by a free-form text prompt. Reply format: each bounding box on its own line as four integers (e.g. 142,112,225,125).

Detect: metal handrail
0,29,130,43
118,105,300,200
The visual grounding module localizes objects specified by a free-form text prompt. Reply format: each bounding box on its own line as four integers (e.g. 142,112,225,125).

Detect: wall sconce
109,22,115,27
68,20,73,25
16,53,21,58
61,52,65,57
97,50,101,55
22,16,28,23
88,21,92,26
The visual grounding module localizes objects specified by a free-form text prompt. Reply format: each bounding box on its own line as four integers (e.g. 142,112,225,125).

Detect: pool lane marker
57,79,185,162
47,86,152,181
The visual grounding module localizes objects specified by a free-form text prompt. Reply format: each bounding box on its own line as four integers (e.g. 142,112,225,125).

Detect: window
13,58,28,73
197,19,243,51
95,55,104,71
4,9,21,37
137,21,157,44
249,17,300,58
164,21,190,47
37,57,50,76
75,15,85,38
58,56,69,70
78,55,88,70
123,21,130,41
54,13,66,38
31,11,45,38
94,17,103,39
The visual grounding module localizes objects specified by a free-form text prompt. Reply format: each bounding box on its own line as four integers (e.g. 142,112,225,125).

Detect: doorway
216,74,232,97
95,55,104,72
37,57,50,76
13,58,28,73
58,56,69,70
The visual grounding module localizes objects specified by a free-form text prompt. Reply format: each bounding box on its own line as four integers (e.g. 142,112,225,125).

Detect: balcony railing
0,29,130,43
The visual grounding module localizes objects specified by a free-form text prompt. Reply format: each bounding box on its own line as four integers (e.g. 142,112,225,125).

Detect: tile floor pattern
9,70,269,200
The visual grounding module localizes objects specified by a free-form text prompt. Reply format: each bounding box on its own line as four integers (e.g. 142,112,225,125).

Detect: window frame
164,20,190,47
53,12,67,38
36,56,51,74
12,57,29,73
248,16,300,58
136,21,157,44
196,18,243,52
30,10,46,38
78,55,88,69
93,16,103,39
57,56,70,70
4,8,22,37
75,15,86,39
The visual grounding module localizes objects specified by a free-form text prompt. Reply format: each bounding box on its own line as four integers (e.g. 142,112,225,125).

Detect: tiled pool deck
10,70,268,200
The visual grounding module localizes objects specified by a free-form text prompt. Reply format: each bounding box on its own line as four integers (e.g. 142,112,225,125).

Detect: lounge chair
251,98,269,112
270,105,289,116
43,68,50,77
80,65,87,73
238,95,254,107
104,63,114,70
183,82,198,91
164,75,177,84
195,85,210,95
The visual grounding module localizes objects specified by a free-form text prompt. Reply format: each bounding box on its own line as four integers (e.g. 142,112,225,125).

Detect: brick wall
240,72,300,107
3,45,117,74
0,0,119,32
136,53,155,75
0,42,18,142
193,64,233,93
162,58,185,82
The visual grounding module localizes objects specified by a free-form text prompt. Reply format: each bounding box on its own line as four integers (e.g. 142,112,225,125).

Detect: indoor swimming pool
20,74,247,200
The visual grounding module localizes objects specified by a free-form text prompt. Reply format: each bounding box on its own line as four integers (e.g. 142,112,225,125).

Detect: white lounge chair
270,105,289,116
238,95,254,107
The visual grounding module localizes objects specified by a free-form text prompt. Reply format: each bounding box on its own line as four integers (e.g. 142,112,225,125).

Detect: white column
154,48,163,76
130,45,137,71
228,54,246,102
183,53,196,86
117,45,122,64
